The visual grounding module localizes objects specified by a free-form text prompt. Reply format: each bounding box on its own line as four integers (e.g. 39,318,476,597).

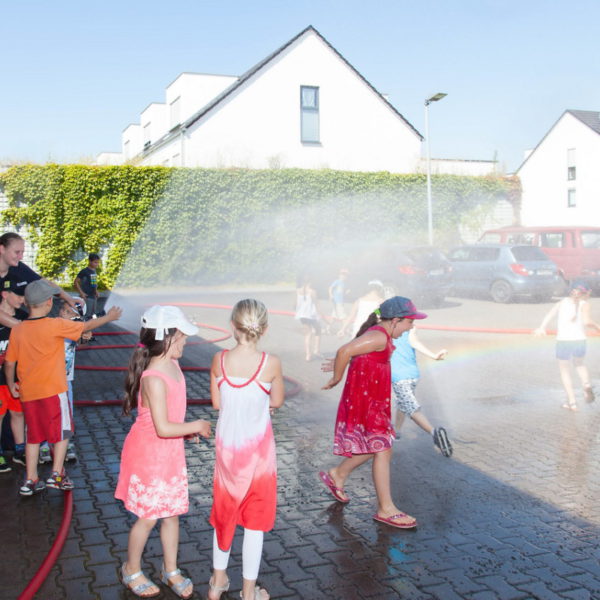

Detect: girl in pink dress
208,299,284,600
320,296,427,529
115,305,211,599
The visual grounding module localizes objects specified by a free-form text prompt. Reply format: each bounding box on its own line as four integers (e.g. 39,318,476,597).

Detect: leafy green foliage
0,165,518,288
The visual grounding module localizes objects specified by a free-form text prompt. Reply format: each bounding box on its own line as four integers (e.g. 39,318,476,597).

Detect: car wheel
490,280,513,303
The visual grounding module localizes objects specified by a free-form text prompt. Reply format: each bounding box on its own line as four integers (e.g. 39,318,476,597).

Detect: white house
97,26,423,172
516,110,600,226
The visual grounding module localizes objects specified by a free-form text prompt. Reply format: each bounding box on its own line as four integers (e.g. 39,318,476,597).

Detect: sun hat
141,305,199,340
2,279,25,296
378,296,427,320
24,280,60,305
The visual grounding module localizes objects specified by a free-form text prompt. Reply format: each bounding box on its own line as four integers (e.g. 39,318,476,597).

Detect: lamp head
425,92,447,105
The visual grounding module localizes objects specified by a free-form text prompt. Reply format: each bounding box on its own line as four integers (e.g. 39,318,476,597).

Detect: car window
507,232,535,245
448,248,470,261
511,246,548,261
581,231,600,248
471,247,499,261
540,232,565,248
479,233,501,243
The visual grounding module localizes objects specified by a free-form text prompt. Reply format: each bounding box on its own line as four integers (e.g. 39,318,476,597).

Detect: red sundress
333,325,395,457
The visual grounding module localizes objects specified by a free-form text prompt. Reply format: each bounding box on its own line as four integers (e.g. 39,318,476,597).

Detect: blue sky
2,0,599,172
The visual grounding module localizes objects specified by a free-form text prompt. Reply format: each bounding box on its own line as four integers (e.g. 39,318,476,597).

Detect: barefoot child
391,328,452,456
208,299,284,600
115,305,211,599
319,296,426,529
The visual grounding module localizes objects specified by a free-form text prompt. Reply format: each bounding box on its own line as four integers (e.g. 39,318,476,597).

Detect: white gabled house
97,26,423,172
516,110,600,226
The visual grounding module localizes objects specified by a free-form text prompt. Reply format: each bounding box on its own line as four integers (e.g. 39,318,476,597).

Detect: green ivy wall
0,165,520,288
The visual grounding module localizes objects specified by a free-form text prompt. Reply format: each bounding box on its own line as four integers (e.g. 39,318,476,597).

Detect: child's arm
267,355,285,409
210,352,222,410
4,361,18,398
323,329,387,389
534,301,561,335
338,300,359,337
144,376,211,438
0,312,23,328
81,306,122,332
73,275,86,299
409,329,447,360
582,302,600,333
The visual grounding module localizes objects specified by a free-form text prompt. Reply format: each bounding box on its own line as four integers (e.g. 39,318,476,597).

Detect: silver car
447,244,560,303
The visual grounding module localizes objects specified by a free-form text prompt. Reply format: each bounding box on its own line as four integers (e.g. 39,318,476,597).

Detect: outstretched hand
321,358,334,373
434,349,448,360
322,377,340,390
533,327,546,336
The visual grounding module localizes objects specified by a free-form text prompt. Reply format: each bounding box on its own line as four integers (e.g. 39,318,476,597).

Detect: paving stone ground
1,293,600,599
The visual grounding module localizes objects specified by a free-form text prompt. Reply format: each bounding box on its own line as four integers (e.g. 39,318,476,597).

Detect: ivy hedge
0,165,520,288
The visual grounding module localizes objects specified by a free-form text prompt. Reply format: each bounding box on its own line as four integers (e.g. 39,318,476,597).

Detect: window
540,232,565,248
567,189,576,207
143,122,151,149
300,86,320,143
581,231,600,248
170,97,181,128
511,246,548,261
567,148,576,180
471,247,499,262
507,232,535,245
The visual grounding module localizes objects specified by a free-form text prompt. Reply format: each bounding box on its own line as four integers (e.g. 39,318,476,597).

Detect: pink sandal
373,512,417,529
318,471,349,503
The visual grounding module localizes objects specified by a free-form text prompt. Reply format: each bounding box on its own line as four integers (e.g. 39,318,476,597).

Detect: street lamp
424,92,447,245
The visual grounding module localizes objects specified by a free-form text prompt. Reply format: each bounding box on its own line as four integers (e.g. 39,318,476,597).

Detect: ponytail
122,326,176,415
355,312,381,338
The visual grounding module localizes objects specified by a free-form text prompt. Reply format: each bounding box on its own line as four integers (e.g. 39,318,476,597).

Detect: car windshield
510,246,548,261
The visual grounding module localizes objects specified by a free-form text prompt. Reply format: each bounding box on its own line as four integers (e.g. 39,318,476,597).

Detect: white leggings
212,528,264,581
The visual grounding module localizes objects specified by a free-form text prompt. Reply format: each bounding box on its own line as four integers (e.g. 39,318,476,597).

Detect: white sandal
208,576,230,599
240,586,270,600
161,564,193,599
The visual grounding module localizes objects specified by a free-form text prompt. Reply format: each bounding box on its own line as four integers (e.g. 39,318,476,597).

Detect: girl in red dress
320,296,427,529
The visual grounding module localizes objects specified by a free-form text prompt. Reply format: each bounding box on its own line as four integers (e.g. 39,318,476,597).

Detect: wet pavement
1,292,600,599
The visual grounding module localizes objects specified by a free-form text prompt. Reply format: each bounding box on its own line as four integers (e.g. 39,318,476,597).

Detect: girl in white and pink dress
115,305,211,599
208,299,285,600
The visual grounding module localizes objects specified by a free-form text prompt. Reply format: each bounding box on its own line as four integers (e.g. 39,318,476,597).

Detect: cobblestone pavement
2,293,600,599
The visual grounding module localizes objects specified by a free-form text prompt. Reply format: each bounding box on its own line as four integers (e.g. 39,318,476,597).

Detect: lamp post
424,92,447,245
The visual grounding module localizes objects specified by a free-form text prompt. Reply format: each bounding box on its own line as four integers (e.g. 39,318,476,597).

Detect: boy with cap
0,281,28,471
4,279,122,495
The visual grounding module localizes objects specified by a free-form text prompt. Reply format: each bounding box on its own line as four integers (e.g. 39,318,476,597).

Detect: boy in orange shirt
4,280,122,496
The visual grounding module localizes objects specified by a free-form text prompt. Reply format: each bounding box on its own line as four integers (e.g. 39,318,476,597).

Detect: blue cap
379,296,427,320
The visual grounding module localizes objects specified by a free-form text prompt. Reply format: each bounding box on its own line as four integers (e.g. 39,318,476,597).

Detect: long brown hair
122,326,176,415
355,313,400,338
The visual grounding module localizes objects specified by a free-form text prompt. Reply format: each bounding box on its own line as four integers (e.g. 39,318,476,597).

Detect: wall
519,113,600,226
140,30,422,172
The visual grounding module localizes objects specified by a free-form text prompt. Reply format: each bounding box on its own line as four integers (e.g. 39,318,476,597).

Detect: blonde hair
231,298,268,340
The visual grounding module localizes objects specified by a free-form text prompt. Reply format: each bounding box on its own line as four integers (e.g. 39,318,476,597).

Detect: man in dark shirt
74,253,100,318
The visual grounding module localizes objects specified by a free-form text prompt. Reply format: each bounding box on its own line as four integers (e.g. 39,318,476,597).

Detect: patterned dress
115,364,189,519
210,351,277,551
333,325,395,457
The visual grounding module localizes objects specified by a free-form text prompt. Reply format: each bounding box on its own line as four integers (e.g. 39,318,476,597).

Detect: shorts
556,340,586,360
0,384,23,416
392,379,420,417
21,392,72,444
300,318,321,335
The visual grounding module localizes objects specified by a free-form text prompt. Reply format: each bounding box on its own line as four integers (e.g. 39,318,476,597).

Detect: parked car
346,245,453,306
308,244,453,307
478,226,600,291
447,244,560,303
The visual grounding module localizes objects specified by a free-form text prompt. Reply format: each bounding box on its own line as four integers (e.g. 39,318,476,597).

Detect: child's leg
558,359,577,406
372,448,415,525
209,530,231,599
411,410,434,435
302,324,312,360
160,515,192,596
573,357,591,387
9,410,25,445
328,453,373,501
25,442,40,481
241,528,268,600
123,517,160,594
51,439,68,475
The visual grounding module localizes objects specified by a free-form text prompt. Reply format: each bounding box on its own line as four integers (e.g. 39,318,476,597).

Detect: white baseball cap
141,305,199,340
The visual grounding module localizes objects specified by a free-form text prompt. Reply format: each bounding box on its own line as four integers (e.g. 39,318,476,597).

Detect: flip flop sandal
373,512,417,529
318,471,349,503
562,402,578,411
